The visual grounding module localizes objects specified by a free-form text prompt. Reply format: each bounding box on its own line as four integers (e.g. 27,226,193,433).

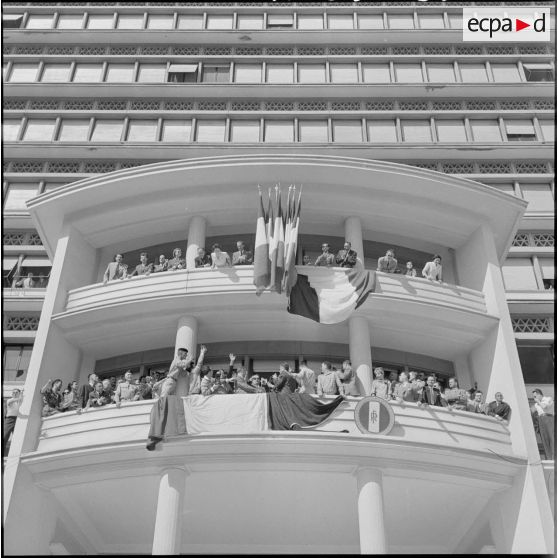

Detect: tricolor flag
268,187,285,293
253,188,270,295
288,267,375,324
282,187,301,296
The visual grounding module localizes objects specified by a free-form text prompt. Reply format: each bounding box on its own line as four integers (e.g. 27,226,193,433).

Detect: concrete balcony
36,395,513,460
3,287,46,312
52,267,496,359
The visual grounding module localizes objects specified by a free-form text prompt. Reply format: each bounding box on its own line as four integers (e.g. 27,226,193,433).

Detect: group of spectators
12,272,48,289
103,241,443,284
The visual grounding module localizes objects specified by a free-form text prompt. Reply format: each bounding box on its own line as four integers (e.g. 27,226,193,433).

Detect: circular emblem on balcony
354,396,395,436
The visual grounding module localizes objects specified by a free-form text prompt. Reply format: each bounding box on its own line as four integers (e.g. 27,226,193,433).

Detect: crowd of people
38,348,513,426
11,272,48,289
102,241,443,283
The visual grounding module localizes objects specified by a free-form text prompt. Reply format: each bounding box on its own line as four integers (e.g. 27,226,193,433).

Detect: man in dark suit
194,247,212,268
274,362,299,393
78,373,99,409
128,252,153,277
419,375,446,407
486,392,511,424
335,241,358,268
232,241,253,265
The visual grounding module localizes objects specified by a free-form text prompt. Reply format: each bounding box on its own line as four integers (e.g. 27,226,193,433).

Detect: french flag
288,267,375,324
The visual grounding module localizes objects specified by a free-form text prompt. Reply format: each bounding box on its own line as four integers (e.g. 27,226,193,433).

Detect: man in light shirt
292,359,316,394
317,362,341,396
114,370,138,407
3,389,23,454
532,389,554,460
422,254,443,282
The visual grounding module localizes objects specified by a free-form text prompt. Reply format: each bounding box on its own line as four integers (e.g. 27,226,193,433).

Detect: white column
349,316,373,396
174,316,198,397
152,468,187,555
344,216,364,269
186,216,206,270
355,467,386,554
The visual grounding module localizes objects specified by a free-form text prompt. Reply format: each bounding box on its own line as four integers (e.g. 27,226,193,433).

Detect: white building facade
2,1,555,555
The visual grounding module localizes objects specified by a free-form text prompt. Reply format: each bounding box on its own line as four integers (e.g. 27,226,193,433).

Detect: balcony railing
64,266,488,315
37,395,513,457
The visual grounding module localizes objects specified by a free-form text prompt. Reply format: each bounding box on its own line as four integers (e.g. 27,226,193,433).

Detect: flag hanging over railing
254,188,270,296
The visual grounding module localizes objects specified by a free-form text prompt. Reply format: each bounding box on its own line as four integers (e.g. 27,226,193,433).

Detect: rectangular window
57,14,84,29
491,63,522,82
147,14,174,29
177,15,204,29
264,121,294,142
362,64,391,83
358,14,384,29
401,120,432,142
2,345,33,382
196,120,226,142
202,65,230,83
91,120,124,141
127,120,158,142
299,120,328,142
502,259,538,290
388,14,415,29
539,120,555,142
230,120,260,142
40,63,71,82
518,345,555,384
2,14,23,29
206,14,234,29
9,63,39,82
3,120,21,141
23,119,56,141
58,120,90,142
266,14,294,29
436,120,467,142
367,120,397,143
427,64,456,83
327,14,354,29
4,184,40,210
266,64,294,84
470,120,502,142
447,13,462,29
330,63,358,83
394,63,423,83
523,63,554,82
167,64,198,83
460,63,489,83
297,14,324,30
117,14,144,29
105,64,135,82
234,63,261,83
26,14,54,29
504,119,536,141
161,120,192,142
137,64,167,83
520,184,555,212
237,14,264,30
332,121,363,142
86,14,115,29
73,63,104,82
298,64,326,83
418,13,445,28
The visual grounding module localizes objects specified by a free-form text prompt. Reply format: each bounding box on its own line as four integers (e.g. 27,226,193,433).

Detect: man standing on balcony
15,272,36,289
232,241,253,265
315,243,335,267
317,362,341,396
103,254,127,285
128,252,153,277
377,249,398,273
274,363,299,393
442,377,469,411
419,375,446,408
486,392,511,424
3,388,23,455
78,373,98,409
168,248,186,271
531,389,554,460
114,371,138,407
291,359,317,394
466,391,487,414
422,254,443,282
335,241,358,268
194,247,212,268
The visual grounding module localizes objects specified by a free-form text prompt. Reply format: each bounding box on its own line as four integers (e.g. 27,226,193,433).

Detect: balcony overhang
28,155,526,263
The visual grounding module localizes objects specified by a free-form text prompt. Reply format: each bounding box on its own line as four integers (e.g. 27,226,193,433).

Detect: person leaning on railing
40,378,63,417
441,377,469,411
336,360,360,396
103,254,127,285
371,367,391,400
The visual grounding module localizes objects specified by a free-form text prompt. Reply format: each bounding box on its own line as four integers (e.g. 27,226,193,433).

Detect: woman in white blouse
210,243,232,269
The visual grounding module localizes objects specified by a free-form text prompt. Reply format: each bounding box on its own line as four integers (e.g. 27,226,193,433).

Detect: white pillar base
356,467,386,554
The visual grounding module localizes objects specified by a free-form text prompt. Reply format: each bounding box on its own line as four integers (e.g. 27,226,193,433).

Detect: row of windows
3,117,555,144
4,60,554,84
3,181,554,213
502,256,555,291
5,11,467,31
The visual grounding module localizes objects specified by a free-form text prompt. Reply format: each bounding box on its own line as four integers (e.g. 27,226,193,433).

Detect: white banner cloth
182,393,268,435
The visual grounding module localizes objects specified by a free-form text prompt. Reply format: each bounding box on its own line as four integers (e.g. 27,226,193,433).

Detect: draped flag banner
288,267,375,324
